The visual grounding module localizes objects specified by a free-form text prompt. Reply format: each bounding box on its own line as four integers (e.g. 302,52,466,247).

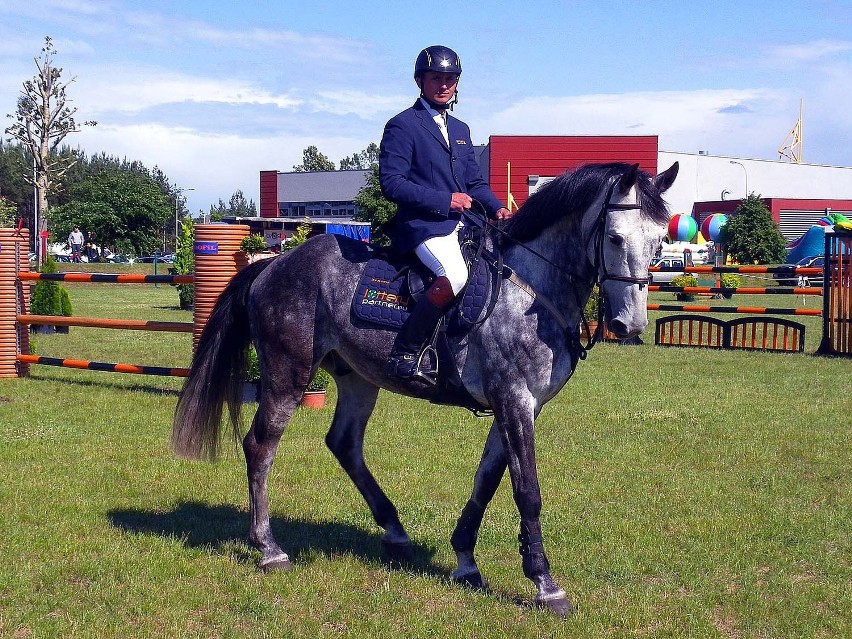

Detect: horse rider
379,44,514,380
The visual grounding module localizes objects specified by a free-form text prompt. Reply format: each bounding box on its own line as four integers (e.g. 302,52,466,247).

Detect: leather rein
468,177,645,355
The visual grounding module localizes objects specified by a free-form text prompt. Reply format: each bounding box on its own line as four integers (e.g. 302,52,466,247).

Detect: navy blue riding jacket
379,100,505,253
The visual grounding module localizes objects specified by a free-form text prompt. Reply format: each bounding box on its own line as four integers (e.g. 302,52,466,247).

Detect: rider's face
417,72,458,107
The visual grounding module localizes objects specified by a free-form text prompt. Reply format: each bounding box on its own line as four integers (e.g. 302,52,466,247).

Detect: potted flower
580,285,600,340
720,273,740,299
29,253,73,334
240,233,267,263
242,346,260,403
302,368,331,409
671,274,698,301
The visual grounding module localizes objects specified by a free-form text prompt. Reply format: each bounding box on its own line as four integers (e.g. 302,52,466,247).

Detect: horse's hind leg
243,383,302,571
324,373,412,560
450,422,506,589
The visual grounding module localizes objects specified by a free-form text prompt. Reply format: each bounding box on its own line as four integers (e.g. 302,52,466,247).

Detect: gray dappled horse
172,161,678,617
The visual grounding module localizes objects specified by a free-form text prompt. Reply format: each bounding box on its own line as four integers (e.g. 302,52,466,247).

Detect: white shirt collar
419,97,447,120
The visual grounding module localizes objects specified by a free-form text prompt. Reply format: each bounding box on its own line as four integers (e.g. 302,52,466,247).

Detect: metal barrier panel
818,229,852,356
655,314,726,348
726,317,805,353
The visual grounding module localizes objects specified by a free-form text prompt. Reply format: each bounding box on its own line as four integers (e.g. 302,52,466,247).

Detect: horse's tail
171,257,276,461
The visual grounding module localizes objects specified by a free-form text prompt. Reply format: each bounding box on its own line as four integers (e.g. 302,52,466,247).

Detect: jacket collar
413,99,450,150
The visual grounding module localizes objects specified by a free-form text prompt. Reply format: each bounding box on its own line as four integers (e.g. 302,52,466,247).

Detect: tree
0,140,32,224
339,143,379,170
47,168,170,256
4,37,96,237
0,195,17,227
208,189,258,221
353,165,397,246
292,145,335,172
285,219,313,250
720,194,788,264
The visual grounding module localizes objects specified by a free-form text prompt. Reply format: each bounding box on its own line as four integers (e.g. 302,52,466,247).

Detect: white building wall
658,151,852,216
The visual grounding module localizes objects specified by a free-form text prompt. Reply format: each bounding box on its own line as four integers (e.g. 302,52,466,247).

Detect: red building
485,135,659,209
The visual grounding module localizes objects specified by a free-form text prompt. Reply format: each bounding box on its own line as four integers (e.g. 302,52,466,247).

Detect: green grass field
1,268,849,637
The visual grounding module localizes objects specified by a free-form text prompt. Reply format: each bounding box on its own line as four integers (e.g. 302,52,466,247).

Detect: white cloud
73,68,302,115
475,88,793,159
765,39,852,63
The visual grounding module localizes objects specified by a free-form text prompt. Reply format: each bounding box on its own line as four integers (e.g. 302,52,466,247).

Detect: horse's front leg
450,422,506,588
495,395,573,617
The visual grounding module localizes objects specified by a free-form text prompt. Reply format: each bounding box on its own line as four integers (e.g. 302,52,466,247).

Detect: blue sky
2,0,851,217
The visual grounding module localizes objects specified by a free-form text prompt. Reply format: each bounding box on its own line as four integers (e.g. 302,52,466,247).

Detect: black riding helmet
414,45,462,78
415,45,461,110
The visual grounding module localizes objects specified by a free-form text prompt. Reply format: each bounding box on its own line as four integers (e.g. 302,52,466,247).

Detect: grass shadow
28,371,181,397
108,501,447,579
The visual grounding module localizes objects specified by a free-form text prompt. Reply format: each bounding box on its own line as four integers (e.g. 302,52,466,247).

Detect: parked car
773,255,824,287
649,256,685,284
136,253,173,263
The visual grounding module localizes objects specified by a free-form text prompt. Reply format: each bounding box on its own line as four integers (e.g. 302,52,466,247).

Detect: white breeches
414,221,468,295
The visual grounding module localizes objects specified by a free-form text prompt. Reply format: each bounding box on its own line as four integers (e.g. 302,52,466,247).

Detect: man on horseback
380,45,513,380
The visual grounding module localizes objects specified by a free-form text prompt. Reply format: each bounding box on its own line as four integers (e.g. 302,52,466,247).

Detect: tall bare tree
4,36,96,247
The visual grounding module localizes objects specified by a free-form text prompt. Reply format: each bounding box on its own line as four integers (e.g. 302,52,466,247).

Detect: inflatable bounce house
786,213,852,263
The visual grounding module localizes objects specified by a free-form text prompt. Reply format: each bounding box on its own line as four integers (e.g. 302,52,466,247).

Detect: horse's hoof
535,592,574,618
259,553,292,572
452,571,487,590
381,539,414,562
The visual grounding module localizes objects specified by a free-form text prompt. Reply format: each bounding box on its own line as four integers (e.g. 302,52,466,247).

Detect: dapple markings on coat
172,162,679,617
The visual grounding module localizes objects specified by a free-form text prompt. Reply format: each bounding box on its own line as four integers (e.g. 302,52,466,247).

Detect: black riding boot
387,276,455,380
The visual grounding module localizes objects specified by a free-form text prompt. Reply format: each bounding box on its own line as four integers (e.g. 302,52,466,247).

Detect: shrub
0,195,17,227
59,287,73,316
720,273,740,299
720,273,741,289
671,274,698,301
30,254,72,316
583,285,600,322
244,346,260,382
308,368,332,392
285,219,313,251
243,347,332,393
240,233,266,256
173,220,194,310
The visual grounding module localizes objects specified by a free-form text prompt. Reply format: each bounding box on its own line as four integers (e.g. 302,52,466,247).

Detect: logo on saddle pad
361,279,411,313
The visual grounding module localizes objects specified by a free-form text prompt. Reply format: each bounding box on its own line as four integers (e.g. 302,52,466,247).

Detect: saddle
350,225,503,413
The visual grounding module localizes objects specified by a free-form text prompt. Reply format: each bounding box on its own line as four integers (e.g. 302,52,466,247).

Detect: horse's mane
501,163,671,244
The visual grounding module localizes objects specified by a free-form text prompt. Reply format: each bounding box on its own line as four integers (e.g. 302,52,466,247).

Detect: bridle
587,178,648,290
468,175,649,354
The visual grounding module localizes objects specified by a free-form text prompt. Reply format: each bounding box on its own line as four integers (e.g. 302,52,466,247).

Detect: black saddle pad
352,257,415,329
351,253,493,332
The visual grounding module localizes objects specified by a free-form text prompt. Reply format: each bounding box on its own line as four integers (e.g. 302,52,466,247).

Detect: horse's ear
653,162,679,194
617,163,640,194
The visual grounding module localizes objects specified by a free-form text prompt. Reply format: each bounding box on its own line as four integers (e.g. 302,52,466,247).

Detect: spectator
68,226,84,263
85,232,99,262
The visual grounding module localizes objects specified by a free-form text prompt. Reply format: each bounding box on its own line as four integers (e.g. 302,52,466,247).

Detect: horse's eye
608,234,624,247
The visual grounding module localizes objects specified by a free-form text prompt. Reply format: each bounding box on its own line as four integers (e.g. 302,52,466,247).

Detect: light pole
175,187,195,251
729,161,748,198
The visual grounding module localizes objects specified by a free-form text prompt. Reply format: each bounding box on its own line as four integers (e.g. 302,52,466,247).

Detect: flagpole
799,98,804,163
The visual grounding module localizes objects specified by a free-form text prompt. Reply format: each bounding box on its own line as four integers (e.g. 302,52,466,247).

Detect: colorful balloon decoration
700,213,728,243
667,214,698,242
